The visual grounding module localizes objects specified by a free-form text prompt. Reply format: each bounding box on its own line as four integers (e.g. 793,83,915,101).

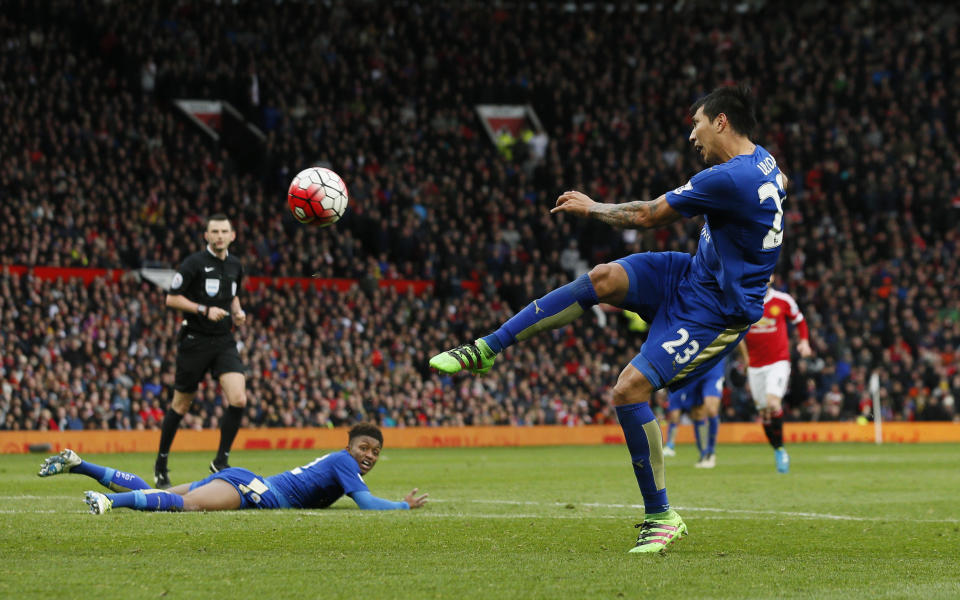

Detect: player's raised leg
39,449,152,492
430,264,627,375
612,365,687,553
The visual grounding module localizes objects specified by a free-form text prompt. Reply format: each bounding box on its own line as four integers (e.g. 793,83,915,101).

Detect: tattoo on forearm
589,201,656,229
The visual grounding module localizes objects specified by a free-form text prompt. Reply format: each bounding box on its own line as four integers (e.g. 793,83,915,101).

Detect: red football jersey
743,289,809,367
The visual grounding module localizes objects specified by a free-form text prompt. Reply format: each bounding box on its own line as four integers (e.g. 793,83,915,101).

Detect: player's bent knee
588,263,629,303
612,366,653,406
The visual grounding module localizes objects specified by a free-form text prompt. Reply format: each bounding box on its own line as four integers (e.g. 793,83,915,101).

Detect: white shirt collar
206,245,228,260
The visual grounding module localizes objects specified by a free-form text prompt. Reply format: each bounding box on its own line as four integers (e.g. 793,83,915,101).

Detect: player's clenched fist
552,190,596,218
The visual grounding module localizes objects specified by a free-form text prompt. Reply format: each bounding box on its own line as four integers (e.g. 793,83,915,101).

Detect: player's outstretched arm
349,489,428,510
552,191,682,229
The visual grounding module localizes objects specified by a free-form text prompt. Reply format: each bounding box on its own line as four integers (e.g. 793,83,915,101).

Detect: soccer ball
287,167,349,227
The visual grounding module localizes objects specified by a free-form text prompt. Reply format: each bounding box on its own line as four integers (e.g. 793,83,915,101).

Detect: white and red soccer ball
287,167,349,227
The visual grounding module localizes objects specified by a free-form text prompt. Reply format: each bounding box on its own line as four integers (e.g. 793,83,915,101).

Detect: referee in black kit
154,213,248,488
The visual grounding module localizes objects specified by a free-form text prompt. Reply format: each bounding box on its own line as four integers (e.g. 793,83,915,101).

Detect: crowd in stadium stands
0,272,641,430
1,269,956,432
1,1,958,429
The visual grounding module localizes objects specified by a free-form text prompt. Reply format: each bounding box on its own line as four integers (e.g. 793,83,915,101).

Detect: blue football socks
108,490,185,511
694,418,708,458
615,403,670,515
70,461,152,492
483,274,599,353
707,415,719,456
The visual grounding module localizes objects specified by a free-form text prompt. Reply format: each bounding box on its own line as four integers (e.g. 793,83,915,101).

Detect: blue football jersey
266,450,370,509
665,145,785,324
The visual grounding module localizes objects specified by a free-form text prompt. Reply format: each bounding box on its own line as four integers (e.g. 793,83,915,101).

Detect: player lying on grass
37,423,428,514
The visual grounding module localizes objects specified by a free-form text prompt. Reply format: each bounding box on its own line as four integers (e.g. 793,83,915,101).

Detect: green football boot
628,510,688,553
429,339,496,375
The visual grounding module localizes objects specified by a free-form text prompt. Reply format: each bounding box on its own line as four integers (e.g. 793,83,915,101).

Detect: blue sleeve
665,168,735,218
331,453,370,496
349,490,410,510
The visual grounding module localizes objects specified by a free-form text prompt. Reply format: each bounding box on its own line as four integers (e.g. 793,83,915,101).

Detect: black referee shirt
169,247,244,336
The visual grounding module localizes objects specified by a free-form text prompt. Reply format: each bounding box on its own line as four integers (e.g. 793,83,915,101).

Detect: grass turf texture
2,443,958,599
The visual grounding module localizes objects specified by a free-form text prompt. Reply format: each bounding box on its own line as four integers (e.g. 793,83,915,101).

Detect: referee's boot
210,457,231,474
154,459,172,490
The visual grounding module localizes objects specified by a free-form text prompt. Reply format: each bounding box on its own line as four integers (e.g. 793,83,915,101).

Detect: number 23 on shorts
661,328,700,364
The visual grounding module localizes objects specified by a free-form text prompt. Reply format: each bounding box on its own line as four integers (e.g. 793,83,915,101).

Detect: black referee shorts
174,330,245,393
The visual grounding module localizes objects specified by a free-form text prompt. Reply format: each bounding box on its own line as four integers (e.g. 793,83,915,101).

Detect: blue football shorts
667,358,726,411
614,251,749,391
189,467,291,509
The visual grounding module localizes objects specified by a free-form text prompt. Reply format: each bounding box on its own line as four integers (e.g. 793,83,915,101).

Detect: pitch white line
5,496,958,523
433,499,960,523
0,495,75,500
2,507,956,523
824,454,959,463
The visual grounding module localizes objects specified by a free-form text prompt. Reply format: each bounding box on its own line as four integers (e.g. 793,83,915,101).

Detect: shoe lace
448,343,484,370
634,521,672,543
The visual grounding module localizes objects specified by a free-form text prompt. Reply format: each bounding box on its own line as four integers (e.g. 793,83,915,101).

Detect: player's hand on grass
206,306,229,322
552,190,596,218
405,488,429,509
232,309,246,325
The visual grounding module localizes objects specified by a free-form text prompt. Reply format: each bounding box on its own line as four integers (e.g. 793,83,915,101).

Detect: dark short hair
349,423,384,446
206,213,233,230
690,84,757,138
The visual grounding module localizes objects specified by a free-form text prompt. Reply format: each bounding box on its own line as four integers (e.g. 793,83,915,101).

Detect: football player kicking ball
662,359,725,468
37,424,428,514
737,275,812,473
431,85,787,553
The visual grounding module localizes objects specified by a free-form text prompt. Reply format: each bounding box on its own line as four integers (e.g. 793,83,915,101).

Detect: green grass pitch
2,443,958,599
